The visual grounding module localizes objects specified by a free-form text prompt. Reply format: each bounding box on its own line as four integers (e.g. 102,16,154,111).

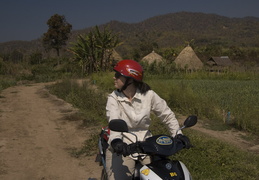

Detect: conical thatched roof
174,46,203,70
111,49,123,62
104,49,123,66
141,50,164,64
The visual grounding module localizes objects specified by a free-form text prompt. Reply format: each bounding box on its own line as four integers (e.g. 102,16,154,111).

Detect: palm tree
69,26,121,75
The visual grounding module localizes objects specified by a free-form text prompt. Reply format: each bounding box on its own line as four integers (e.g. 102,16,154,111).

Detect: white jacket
106,89,182,146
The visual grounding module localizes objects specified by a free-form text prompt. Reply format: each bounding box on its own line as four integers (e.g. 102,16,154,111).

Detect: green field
147,78,259,133
91,72,259,134
47,75,259,180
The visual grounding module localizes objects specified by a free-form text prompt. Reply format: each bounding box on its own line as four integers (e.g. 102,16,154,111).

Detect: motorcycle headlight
165,162,172,170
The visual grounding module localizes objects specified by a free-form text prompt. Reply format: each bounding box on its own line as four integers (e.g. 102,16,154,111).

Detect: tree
42,14,72,57
132,32,158,61
69,26,121,75
10,50,24,63
162,48,177,62
29,52,43,65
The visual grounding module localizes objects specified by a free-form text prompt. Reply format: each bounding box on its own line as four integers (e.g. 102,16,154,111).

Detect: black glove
127,143,142,154
175,134,192,149
111,139,128,156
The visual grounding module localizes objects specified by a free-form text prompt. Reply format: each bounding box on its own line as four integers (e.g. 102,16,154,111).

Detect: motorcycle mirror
184,115,197,128
109,119,129,132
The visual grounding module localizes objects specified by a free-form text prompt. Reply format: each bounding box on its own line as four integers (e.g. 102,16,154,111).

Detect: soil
0,82,102,180
0,82,258,180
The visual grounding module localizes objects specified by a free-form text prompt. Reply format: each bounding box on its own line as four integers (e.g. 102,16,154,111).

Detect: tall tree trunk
56,48,60,65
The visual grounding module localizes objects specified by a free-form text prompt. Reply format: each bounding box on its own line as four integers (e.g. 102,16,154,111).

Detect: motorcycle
96,115,197,180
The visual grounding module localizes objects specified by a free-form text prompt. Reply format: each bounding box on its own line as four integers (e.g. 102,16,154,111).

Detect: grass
70,133,100,158
147,78,259,134
46,72,259,180
180,130,259,180
48,79,107,127
91,71,259,134
0,77,17,92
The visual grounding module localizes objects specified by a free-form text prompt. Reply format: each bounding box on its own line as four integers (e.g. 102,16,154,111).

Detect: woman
105,59,190,180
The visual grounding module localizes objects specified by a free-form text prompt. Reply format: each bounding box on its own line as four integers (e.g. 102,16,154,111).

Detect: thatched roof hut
174,46,203,70
141,50,164,64
110,49,123,62
206,56,233,67
104,49,123,66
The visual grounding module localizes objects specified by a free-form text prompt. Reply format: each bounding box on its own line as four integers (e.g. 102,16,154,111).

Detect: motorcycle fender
139,165,163,180
179,161,192,180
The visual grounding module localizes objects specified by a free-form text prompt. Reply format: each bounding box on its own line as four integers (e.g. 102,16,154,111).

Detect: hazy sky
1,0,259,43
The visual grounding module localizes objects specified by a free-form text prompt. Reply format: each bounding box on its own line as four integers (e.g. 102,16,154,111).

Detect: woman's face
113,72,126,89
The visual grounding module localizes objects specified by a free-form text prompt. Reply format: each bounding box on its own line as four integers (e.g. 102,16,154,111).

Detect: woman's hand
175,134,192,149
111,139,128,156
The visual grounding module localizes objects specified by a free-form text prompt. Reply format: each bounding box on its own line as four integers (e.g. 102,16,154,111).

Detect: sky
1,0,259,43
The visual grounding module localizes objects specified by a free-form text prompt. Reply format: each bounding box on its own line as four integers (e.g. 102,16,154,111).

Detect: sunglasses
115,72,122,79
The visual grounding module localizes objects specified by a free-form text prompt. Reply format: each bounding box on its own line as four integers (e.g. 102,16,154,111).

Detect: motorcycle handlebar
125,142,143,155
123,136,189,157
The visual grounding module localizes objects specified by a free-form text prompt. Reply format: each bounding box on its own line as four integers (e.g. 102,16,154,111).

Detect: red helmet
113,60,143,81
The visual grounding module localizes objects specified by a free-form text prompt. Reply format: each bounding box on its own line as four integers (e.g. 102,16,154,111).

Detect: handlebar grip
127,143,143,154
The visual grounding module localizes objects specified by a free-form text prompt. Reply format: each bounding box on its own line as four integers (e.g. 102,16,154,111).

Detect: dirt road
0,83,102,180
0,82,258,180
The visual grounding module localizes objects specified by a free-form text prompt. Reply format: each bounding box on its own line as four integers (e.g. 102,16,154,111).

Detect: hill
1,11,259,58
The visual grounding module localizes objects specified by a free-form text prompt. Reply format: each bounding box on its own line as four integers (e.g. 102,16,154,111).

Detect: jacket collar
115,89,141,102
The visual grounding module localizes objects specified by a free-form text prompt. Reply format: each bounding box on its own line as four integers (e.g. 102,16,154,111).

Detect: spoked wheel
101,168,107,180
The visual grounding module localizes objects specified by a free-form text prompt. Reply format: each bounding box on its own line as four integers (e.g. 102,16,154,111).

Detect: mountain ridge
1,11,259,57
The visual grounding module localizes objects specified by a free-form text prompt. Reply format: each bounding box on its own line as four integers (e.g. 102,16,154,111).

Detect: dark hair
134,81,151,94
